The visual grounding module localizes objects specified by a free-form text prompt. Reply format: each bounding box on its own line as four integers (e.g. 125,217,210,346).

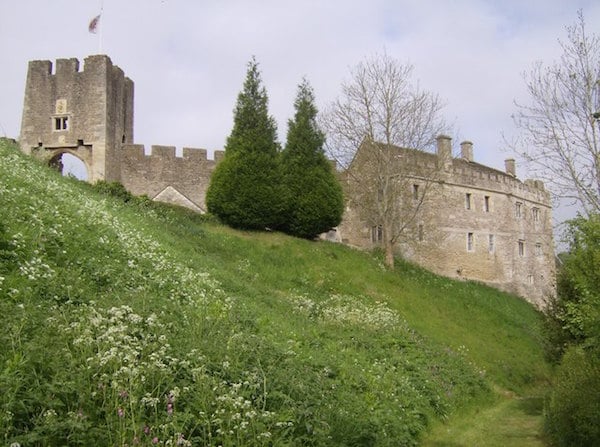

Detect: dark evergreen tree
281,79,344,239
206,58,285,230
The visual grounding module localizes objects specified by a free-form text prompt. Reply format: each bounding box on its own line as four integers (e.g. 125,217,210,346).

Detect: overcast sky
2,0,599,223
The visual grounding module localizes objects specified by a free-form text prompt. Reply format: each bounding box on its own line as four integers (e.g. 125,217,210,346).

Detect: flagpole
99,0,104,54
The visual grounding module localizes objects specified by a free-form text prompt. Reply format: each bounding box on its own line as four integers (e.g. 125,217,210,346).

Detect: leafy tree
206,58,285,230
544,214,600,357
281,79,344,239
322,52,448,268
511,10,600,215
543,214,600,446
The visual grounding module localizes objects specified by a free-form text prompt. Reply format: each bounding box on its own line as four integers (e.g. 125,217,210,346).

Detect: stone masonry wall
19,55,133,182
120,144,224,212
338,137,555,307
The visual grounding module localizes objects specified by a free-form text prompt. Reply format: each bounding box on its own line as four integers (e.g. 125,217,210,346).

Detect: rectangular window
465,193,472,210
515,202,522,218
528,274,534,285
467,232,474,251
54,116,68,131
371,225,382,243
488,234,495,253
418,224,424,242
518,240,525,257
412,184,419,200
535,243,542,256
484,195,490,212
532,207,540,222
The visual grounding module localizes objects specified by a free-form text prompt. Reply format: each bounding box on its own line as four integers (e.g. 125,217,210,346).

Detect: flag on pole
88,14,101,33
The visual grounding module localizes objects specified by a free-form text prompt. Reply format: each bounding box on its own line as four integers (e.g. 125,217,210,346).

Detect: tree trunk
384,237,395,269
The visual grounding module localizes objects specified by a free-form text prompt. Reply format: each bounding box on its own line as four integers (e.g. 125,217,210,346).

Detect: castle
19,55,555,307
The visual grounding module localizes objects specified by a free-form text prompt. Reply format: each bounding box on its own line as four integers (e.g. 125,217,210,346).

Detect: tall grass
0,138,549,446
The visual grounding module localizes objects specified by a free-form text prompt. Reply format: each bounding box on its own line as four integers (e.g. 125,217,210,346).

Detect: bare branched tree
321,53,448,268
511,11,600,216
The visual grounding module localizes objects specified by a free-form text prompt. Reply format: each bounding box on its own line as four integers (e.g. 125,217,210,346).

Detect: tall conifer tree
206,58,285,230
281,79,344,239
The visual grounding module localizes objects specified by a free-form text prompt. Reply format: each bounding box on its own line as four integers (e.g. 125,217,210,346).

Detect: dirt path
420,394,547,447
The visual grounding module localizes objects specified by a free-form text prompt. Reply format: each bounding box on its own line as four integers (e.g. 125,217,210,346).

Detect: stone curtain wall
120,145,224,212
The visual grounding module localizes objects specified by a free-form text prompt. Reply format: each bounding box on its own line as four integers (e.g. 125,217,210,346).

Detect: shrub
92,180,136,202
207,151,285,230
544,346,600,446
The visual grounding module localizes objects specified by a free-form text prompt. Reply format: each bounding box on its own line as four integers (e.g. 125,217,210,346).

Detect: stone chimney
436,135,452,170
505,158,516,177
460,141,473,162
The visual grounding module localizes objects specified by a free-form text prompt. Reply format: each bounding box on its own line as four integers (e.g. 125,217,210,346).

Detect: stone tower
19,55,134,182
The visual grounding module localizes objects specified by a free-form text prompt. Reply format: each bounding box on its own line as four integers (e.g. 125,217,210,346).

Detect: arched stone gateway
46,151,90,180
36,144,92,173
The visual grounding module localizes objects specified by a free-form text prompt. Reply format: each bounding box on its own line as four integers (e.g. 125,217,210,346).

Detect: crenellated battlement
121,144,224,162
55,58,80,74
27,59,53,75
438,138,549,204
397,139,550,205
445,161,550,204
26,55,123,77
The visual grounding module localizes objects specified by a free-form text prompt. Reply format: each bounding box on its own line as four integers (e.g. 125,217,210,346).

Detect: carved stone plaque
55,99,67,114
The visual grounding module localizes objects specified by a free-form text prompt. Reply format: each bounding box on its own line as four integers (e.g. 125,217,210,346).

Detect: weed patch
0,140,549,445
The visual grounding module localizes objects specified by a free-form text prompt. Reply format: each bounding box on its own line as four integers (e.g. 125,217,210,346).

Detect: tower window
465,193,472,210
418,224,424,242
515,202,522,218
412,184,419,200
484,195,490,212
518,240,525,257
488,234,495,253
467,232,474,251
535,243,542,256
532,207,540,222
54,116,68,131
371,225,383,243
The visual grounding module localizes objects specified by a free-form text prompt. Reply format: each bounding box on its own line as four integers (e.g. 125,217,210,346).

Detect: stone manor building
337,136,555,307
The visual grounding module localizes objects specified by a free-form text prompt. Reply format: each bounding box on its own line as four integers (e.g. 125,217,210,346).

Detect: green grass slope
0,139,550,446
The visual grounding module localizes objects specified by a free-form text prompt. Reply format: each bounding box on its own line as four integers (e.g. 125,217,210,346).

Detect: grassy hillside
0,138,551,446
